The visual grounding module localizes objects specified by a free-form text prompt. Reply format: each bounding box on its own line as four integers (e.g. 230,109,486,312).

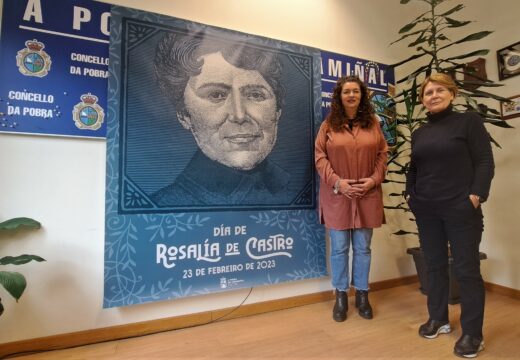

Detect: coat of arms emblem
72,93,105,131
16,39,52,77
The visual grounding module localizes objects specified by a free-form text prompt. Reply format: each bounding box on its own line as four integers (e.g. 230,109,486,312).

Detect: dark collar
182,151,289,195
427,104,453,123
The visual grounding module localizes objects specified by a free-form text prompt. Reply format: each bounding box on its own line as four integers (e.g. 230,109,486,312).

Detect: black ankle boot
333,290,348,322
355,290,373,319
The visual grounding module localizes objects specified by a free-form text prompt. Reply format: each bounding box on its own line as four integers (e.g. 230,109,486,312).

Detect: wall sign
0,0,110,138
103,6,326,308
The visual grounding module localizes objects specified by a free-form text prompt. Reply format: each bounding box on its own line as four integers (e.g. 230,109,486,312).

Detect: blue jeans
329,228,373,291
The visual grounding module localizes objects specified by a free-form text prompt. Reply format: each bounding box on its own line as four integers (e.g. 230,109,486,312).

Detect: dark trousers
410,197,485,338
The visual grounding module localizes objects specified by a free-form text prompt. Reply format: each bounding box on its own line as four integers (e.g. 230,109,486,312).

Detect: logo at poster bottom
16,39,52,77
73,93,105,130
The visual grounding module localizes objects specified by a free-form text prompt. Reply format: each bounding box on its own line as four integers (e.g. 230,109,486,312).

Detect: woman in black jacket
406,73,494,358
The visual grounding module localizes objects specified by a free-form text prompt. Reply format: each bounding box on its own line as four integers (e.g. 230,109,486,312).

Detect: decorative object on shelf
463,57,488,91
497,41,520,80
500,94,520,120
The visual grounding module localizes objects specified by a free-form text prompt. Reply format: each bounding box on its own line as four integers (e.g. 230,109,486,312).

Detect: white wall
459,1,520,290
0,0,518,344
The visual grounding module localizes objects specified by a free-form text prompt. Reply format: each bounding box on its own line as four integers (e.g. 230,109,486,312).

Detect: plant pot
406,247,487,305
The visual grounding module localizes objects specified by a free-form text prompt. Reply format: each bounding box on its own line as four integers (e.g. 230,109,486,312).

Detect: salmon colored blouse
315,118,388,230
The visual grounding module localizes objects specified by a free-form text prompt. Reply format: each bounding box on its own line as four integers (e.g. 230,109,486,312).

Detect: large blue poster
0,0,110,138
103,6,326,308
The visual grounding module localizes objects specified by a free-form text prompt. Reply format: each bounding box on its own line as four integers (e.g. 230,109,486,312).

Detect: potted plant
0,217,45,316
384,0,512,303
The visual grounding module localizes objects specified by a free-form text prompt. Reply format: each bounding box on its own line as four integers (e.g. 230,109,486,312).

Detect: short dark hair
154,32,286,115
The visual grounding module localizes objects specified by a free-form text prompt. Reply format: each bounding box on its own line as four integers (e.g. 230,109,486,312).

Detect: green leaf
0,271,26,301
0,218,41,231
388,192,406,197
389,52,427,68
0,255,46,266
383,204,405,209
383,179,407,184
461,80,502,88
476,105,501,116
390,30,426,45
393,230,419,236
439,4,464,17
399,21,418,34
410,78,418,109
388,170,408,175
451,31,493,45
400,0,412,4
462,88,510,102
484,119,515,129
444,17,471,28
416,46,434,57
411,9,430,22
394,63,432,85
388,156,407,167
460,93,480,111
408,32,428,47
444,49,490,62
488,134,501,148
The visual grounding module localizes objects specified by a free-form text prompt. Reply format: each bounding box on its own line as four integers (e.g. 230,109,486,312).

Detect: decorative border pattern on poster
103,6,326,308
0,0,109,138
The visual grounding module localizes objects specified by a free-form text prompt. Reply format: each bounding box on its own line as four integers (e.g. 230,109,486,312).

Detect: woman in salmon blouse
315,75,388,322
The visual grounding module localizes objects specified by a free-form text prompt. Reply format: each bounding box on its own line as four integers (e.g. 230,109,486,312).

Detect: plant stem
430,1,440,71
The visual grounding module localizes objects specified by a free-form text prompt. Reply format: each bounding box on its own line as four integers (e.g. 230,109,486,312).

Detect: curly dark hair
326,75,375,132
154,32,285,116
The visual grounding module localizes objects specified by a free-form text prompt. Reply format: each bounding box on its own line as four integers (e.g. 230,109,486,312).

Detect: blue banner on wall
103,6,327,308
0,0,110,138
